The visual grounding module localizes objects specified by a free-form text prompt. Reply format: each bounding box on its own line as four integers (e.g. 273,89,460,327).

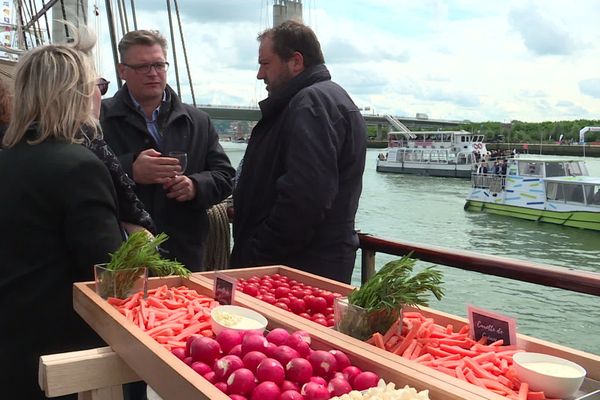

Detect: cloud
579,78,600,99
133,0,260,23
508,5,578,55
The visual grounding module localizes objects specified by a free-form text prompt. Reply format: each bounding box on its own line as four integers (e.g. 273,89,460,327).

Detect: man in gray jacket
230,21,367,284
102,30,235,271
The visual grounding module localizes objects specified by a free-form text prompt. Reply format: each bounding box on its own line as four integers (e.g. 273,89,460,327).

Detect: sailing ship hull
376,160,473,178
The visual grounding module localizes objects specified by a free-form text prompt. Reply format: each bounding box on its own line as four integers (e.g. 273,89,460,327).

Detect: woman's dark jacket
101,84,235,270
230,64,367,284
0,132,123,399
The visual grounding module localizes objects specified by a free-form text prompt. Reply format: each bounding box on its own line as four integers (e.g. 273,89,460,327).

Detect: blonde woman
0,32,123,399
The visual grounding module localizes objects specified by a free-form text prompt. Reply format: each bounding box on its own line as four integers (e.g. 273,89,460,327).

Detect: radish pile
172,327,381,400
236,274,344,327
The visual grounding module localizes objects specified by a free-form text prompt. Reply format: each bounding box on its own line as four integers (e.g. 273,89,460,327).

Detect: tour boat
465,157,600,231
376,129,487,178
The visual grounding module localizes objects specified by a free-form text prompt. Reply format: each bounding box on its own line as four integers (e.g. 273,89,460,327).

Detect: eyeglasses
97,78,110,95
121,62,170,74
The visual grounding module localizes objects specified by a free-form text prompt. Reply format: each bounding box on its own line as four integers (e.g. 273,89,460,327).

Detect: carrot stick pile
108,285,219,350
368,311,555,400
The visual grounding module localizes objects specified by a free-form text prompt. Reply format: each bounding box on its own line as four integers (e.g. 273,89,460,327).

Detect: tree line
457,119,600,143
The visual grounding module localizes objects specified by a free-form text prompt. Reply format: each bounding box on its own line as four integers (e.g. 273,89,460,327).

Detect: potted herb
335,255,444,341
94,231,191,299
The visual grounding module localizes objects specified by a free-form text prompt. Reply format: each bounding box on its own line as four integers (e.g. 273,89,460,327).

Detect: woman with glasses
0,30,123,399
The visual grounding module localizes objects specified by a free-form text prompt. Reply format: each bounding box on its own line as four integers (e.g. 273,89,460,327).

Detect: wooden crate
74,276,497,400
195,266,600,392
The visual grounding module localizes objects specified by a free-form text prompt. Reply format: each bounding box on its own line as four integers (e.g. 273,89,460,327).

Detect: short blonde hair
2,29,99,148
118,29,168,62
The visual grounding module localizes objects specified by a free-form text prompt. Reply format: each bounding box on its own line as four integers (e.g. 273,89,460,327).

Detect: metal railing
358,233,600,297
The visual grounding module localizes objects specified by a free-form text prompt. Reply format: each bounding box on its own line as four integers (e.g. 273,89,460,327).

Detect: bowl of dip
210,305,268,335
512,352,586,399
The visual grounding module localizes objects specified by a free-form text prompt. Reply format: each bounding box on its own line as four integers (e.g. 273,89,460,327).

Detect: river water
224,147,600,355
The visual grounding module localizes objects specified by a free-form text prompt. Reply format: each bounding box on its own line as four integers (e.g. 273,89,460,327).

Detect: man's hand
163,175,197,202
132,149,181,184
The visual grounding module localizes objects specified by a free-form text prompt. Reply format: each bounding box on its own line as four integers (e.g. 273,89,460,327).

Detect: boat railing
358,233,600,297
471,173,505,191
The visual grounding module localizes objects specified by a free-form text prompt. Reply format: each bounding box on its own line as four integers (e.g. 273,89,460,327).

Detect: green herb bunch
106,232,190,277
337,255,444,340
97,232,191,299
348,255,444,312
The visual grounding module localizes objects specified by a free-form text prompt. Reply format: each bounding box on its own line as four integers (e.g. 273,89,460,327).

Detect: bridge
197,105,465,138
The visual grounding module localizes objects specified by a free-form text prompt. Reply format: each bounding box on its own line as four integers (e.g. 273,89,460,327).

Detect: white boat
218,138,248,151
465,157,600,231
376,129,487,178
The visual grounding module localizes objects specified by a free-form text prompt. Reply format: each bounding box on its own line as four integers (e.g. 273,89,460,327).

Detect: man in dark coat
101,30,235,271
230,21,367,284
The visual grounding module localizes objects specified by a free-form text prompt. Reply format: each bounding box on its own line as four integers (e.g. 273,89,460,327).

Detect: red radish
255,358,285,385
213,355,244,381
227,368,256,396
185,334,202,356
280,390,303,400
329,350,351,371
342,366,362,386
293,339,311,358
309,376,327,386
229,395,247,400
264,342,277,358
327,377,352,396
171,347,186,360
214,382,228,393
293,330,312,345
190,337,222,364
250,381,281,400
202,371,216,383
190,361,212,375
281,380,300,392
289,298,306,314
183,356,193,366
241,333,269,356
242,351,267,373
301,381,330,400
265,328,290,346
352,371,379,391
285,357,313,384
307,350,337,377
272,345,300,367
229,344,243,357
216,329,243,354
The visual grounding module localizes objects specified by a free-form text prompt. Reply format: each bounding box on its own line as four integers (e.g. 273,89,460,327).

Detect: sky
88,0,600,123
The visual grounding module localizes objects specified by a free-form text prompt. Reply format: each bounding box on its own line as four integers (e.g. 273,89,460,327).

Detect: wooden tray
195,266,600,392
74,276,497,400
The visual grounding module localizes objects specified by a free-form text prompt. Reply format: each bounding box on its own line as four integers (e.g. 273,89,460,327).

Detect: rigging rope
58,0,70,40
202,199,232,271
173,0,195,106
129,0,137,30
165,0,181,97
118,0,129,33
40,0,52,43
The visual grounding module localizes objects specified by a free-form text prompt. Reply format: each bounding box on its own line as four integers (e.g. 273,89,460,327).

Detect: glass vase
334,297,401,341
94,264,148,300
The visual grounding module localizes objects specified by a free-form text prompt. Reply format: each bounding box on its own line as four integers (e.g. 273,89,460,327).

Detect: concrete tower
273,0,302,27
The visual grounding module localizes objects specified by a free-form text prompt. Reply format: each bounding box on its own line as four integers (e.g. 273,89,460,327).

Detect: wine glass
168,151,187,174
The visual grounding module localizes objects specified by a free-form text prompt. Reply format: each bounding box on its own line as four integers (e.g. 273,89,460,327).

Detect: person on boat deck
477,160,488,174
0,30,123,399
101,29,235,271
230,21,367,284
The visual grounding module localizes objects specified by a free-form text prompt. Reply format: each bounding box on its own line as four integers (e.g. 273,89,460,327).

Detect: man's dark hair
258,20,325,67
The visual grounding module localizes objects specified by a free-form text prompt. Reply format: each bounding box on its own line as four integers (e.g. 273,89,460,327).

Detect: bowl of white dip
513,352,586,399
210,305,268,335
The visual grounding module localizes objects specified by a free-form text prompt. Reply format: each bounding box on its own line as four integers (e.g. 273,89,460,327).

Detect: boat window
519,162,542,176
546,182,564,201
545,163,566,177
564,184,585,203
587,184,600,205
565,161,587,176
